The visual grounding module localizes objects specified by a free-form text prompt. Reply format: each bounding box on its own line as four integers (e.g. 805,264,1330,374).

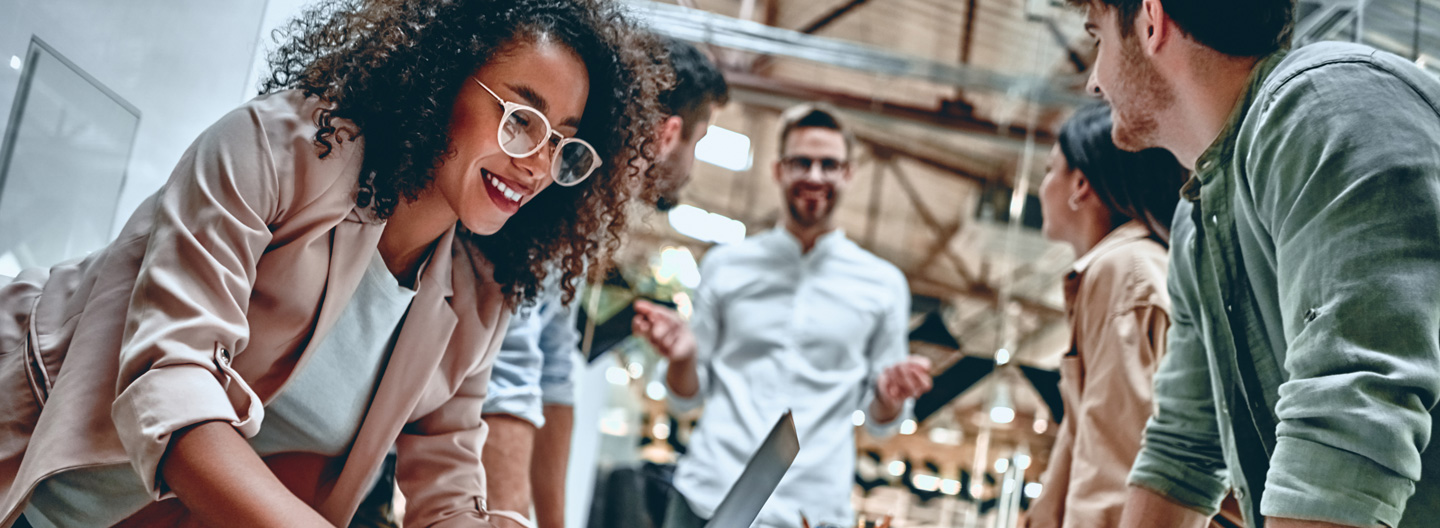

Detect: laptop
705,411,801,527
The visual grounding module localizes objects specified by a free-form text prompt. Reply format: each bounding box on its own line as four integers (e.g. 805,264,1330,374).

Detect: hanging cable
1415,0,1424,61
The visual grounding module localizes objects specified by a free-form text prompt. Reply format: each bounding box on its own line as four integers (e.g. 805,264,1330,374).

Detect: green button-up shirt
1128,42,1440,528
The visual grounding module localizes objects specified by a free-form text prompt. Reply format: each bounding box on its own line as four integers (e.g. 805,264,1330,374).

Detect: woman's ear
1068,172,1095,211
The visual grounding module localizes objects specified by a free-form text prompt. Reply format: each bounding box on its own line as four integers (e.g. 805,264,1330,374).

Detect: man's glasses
780,156,848,178
474,78,601,187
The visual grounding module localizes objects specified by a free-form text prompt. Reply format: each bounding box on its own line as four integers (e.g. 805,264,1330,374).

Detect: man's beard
1109,36,1174,152
650,151,689,211
786,185,835,228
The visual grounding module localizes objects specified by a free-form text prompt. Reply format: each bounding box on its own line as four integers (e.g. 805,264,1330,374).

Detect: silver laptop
706,411,801,527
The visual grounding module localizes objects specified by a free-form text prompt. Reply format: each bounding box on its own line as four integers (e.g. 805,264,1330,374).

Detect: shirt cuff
1127,446,1229,516
865,399,911,438
665,382,704,414
539,378,575,407
1261,436,1413,527
110,364,251,497
481,387,545,428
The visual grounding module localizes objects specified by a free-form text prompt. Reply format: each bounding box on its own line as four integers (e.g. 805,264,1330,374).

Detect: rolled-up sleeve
110,102,290,497
482,302,548,427
538,300,580,408
1128,203,1230,515
1246,61,1440,527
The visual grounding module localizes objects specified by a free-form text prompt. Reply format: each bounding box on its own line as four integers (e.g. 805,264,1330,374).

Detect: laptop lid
706,411,801,527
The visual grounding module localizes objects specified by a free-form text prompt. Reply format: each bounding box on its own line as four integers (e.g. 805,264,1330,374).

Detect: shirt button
1226,304,1233,313
1210,214,1219,225
1236,488,1245,500
218,347,232,367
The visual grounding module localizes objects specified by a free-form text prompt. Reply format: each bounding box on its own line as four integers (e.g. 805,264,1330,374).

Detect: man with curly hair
1066,0,1440,527
0,0,672,527
476,37,728,528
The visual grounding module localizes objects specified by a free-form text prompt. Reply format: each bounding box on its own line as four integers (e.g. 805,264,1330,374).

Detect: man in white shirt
633,103,933,527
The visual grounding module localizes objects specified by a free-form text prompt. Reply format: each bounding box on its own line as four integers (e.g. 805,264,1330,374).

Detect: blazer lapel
317,225,460,522
245,210,383,402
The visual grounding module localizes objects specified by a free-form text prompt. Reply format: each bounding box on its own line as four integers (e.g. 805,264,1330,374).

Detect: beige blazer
0,90,510,527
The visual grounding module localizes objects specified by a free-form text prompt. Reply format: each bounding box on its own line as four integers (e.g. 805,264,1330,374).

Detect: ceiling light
695,125,753,171
668,204,746,245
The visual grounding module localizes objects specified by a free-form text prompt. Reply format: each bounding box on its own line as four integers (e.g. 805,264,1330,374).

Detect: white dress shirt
670,227,912,527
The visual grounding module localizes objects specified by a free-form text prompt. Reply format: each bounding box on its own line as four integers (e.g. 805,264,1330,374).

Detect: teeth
488,174,522,203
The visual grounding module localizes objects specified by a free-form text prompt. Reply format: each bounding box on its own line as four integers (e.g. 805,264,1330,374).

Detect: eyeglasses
474,78,601,186
780,155,848,178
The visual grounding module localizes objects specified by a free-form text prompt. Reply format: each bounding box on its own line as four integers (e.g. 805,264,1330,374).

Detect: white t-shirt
25,250,415,527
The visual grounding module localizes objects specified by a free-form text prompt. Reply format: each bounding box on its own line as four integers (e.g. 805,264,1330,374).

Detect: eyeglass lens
500,105,596,184
784,156,846,175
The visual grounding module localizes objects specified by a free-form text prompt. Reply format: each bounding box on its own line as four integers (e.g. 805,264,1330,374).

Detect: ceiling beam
887,161,978,286
631,0,1090,107
1043,19,1090,73
960,0,979,64
862,136,999,184
726,71,1059,145
909,277,1064,320
798,0,874,34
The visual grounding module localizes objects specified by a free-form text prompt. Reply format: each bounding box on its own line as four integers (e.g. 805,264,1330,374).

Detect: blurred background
0,0,1435,526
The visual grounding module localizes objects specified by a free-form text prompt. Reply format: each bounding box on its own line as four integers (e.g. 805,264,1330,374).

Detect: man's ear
1139,0,1173,56
657,115,684,158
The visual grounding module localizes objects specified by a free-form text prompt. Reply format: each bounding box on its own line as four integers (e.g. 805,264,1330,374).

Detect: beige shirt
1028,221,1169,528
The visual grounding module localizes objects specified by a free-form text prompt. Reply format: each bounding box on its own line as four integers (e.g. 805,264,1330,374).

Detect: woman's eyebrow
507,83,550,113
508,83,582,129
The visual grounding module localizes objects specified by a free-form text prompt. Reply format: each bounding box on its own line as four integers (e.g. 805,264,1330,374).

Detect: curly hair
262,0,670,306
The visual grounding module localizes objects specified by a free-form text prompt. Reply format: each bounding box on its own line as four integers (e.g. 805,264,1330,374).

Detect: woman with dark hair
0,0,667,526
1026,102,1187,528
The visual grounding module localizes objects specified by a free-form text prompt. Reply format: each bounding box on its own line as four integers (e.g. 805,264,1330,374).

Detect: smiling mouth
793,185,831,202
482,169,529,213
488,173,524,202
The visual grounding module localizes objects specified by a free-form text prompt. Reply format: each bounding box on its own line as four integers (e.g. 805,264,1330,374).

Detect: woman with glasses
0,0,667,526
1025,102,1187,528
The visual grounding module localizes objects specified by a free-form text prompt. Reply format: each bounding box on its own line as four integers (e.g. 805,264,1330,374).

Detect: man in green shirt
1065,1,1440,527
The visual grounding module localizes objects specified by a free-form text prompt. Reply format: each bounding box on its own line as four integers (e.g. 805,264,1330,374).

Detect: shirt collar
1069,220,1154,277
1062,220,1154,311
769,226,848,258
1184,50,1289,202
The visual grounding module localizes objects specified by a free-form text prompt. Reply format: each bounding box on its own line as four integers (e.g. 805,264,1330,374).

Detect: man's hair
660,37,729,139
777,103,856,159
1068,0,1295,57
1058,102,1188,243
